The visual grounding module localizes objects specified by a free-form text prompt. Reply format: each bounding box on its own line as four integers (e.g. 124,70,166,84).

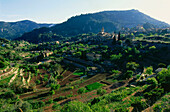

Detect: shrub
49,90,55,95
136,74,141,79
145,66,153,75
0,61,5,68
20,101,32,112
126,62,139,71
52,103,61,110
149,46,156,50
43,77,48,82
77,87,86,94
124,70,133,79
36,80,41,84
44,74,48,78
112,70,120,74
61,101,92,112
47,99,53,104
147,77,158,88
57,75,63,79
97,88,107,96
153,104,162,112
91,103,110,112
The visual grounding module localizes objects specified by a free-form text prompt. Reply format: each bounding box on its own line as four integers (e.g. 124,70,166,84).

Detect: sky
0,0,170,24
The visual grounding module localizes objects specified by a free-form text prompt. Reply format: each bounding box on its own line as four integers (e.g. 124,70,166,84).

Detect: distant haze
0,0,170,24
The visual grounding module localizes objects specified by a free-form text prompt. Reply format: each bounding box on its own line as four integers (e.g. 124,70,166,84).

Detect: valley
0,9,170,112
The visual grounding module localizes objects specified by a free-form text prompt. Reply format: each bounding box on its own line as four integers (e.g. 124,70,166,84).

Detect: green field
86,82,104,92
73,71,84,76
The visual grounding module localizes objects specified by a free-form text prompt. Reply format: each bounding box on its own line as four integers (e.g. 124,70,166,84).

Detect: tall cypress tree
113,35,116,44
118,32,121,41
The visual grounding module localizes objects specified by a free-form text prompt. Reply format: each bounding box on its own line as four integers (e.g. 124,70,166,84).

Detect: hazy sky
0,0,170,24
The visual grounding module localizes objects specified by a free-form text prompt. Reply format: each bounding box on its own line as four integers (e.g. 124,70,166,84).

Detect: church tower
101,27,104,34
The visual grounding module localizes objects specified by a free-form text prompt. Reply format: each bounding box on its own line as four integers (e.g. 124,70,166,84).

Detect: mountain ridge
50,9,169,36
12,9,170,42
0,20,53,40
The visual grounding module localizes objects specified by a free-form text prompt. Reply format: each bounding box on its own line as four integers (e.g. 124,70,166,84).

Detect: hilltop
51,9,169,36
0,20,52,40
16,9,170,43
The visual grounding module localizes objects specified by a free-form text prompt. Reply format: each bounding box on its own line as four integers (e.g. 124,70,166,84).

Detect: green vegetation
73,71,84,76
0,21,169,112
86,82,104,92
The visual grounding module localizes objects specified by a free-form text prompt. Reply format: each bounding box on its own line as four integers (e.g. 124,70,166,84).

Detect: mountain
17,9,170,43
142,22,157,30
0,20,52,40
51,9,169,36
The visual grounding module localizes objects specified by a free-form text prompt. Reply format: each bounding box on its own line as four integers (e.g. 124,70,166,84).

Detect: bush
136,74,141,79
147,77,158,88
145,66,153,75
20,101,32,112
156,68,170,91
57,75,63,79
126,62,139,71
52,103,61,110
46,99,53,104
124,70,133,79
49,90,55,95
61,101,92,112
0,61,6,69
77,87,86,94
97,88,107,96
36,80,41,84
43,77,48,82
91,103,110,112
112,70,120,74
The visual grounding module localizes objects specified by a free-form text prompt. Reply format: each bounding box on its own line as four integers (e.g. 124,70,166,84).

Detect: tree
0,61,6,68
126,62,139,71
147,77,158,88
97,88,107,96
124,70,133,79
112,35,116,44
50,83,60,90
61,101,92,112
145,66,153,75
125,38,132,46
53,63,63,75
20,101,32,112
118,32,121,40
49,90,55,95
156,68,170,91
77,87,86,94
110,53,122,61
36,80,41,84
91,103,110,112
